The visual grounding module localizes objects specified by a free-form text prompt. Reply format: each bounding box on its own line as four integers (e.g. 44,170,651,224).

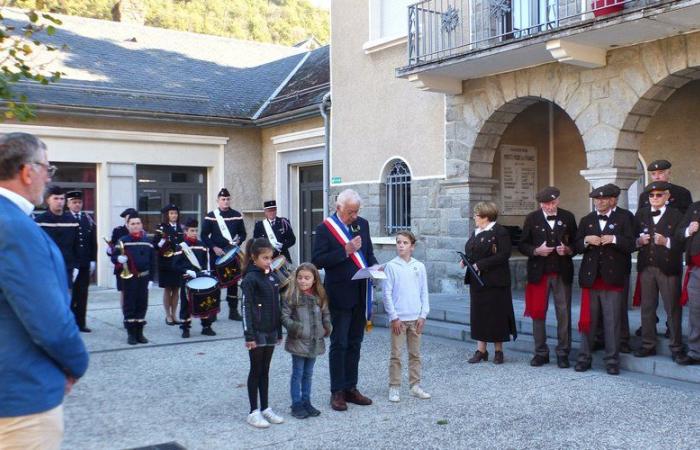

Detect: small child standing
241,238,284,429
281,263,332,419
382,230,431,403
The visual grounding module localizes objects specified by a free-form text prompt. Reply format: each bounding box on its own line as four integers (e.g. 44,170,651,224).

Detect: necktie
651,210,661,217
597,215,608,221
546,215,557,221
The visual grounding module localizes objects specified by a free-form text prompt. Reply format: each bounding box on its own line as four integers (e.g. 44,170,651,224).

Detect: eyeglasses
648,192,666,198
30,161,57,177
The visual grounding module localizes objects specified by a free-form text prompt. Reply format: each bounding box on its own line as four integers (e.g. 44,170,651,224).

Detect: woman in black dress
462,201,517,364
154,204,184,325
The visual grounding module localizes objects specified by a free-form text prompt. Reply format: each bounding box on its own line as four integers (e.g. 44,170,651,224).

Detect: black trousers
179,284,212,329
71,265,90,328
329,300,366,393
248,346,274,413
123,276,149,328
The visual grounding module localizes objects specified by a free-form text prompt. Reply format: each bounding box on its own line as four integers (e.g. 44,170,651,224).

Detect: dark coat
70,212,97,268
253,217,296,263
638,182,692,215
311,215,378,309
614,206,635,275
575,209,635,288
35,211,80,272
109,225,129,276
111,234,156,280
241,265,282,342
635,207,683,276
173,239,209,278
518,208,577,284
201,208,246,251
463,223,512,288
153,222,184,258
675,201,700,263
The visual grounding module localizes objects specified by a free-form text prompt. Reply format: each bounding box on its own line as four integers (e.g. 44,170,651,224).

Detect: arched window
385,160,411,234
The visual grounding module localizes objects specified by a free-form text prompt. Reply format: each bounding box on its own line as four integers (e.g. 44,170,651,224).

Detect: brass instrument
156,228,175,258
117,240,134,279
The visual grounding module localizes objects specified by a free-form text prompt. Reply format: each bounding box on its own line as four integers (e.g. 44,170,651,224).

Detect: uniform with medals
108,208,136,292
518,186,577,368
637,160,692,215
675,201,700,365
153,204,184,288
66,191,97,333
253,200,296,263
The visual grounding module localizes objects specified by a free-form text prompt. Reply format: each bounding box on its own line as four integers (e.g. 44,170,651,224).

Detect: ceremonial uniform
108,208,136,292
35,210,80,288
519,187,577,366
676,202,700,364
66,191,97,332
173,234,215,336
637,160,692,215
253,200,297,263
153,221,184,288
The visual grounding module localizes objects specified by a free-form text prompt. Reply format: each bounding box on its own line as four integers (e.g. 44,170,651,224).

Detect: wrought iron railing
407,0,653,66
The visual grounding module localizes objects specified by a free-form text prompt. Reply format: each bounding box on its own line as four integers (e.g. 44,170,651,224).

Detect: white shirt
643,206,672,249
381,256,429,322
542,210,556,229
474,220,496,236
0,186,35,216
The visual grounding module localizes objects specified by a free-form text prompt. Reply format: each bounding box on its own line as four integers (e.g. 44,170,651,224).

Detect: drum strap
213,208,234,245
180,242,202,270
263,219,280,249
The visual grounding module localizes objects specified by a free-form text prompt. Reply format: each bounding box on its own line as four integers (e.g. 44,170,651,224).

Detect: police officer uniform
518,186,577,368
574,184,635,375
108,208,136,292
637,160,692,215
153,204,184,288
253,200,296,263
66,191,97,333
201,188,247,321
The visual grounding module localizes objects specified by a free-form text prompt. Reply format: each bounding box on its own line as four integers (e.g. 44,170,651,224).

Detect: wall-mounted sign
331,176,342,185
500,145,537,215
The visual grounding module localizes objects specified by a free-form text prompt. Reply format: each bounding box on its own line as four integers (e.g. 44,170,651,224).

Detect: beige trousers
389,320,422,387
0,405,63,450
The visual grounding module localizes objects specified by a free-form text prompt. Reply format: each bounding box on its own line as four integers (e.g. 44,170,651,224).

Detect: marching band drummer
107,207,137,307
202,188,247,321
173,219,216,338
253,200,296,263
154,204,184,326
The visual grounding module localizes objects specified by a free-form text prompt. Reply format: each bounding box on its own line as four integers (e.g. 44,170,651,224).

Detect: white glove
147,281,153,290
117,255,128,264
89,261,96,275
186,270,197,278
72,268,79,282
158,239,166,248
274,242,283,251
106,246,113,256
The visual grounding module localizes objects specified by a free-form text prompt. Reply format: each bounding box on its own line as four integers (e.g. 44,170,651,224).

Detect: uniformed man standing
253,200,296,263
518,186,577,368
66,191,97,333
35,186,80,288
201,188,247,321
574,184,635,375
637,160,692,214
674,200,700,365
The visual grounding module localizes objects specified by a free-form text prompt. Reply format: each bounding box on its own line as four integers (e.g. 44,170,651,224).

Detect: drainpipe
320,92,331,217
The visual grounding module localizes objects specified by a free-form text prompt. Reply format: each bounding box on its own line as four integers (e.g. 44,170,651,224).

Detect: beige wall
330,0,445,184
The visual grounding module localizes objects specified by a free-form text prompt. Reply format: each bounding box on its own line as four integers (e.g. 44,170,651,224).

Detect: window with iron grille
385,160,411,234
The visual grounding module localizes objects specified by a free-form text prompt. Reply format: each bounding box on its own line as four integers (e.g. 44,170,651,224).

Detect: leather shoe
530,354,549,367
344,388,372,406
674,352,691,365
468,350,488,363
493,351,504,365
79,327,92,333
557,356,570,369
619,342,632,354
677,355,700,366
634,347,657,358
330,392,347,411
606,364,620,375
574,361,591,372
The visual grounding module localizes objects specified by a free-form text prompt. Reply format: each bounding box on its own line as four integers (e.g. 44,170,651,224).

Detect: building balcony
396,0,700,93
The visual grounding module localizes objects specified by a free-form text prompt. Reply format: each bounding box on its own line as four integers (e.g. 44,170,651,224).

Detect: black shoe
291,404,309,419
201,327,216,336
493,351,504,365
166,318,175,326
79,327,92,333
304,402,321,417
574,361,591,372
530,354,549,367
619,343,632,354
468,350,488,363
606,364,620,375
674,352,690,365
181,328,190,338
634,348,656,358
231,311,243,321
677,355,700,366
127,329,138,345
557,356,570,369
136,325,149,344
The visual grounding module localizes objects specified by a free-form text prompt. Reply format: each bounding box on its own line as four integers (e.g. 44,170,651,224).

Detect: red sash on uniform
578,278,623,334
524,273,556,320
680,254,700,306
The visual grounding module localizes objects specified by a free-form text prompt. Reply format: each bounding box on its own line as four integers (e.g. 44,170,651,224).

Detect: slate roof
5,8,328,122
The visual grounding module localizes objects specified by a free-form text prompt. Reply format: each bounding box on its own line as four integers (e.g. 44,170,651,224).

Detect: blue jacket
0,195,89,417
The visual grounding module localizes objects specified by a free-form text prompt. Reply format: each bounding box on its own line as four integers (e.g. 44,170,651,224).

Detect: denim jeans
290,355,316,406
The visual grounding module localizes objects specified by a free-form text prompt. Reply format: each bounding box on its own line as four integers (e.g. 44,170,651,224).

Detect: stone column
579,167,641,209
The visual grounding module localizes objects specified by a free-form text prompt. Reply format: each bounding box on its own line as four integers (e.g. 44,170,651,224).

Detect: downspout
320,92,331,217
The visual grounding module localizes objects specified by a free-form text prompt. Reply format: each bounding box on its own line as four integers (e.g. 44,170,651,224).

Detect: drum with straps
186,276,220,318
270,255,293,290
214,245,243,288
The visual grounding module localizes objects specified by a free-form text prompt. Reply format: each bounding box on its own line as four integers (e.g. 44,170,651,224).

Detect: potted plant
592,0,624,17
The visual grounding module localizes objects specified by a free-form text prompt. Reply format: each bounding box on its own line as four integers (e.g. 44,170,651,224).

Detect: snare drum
186,276,221,318
270,256,293,289
215,245,243,287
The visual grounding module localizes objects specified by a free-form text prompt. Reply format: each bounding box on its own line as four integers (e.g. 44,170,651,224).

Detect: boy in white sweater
382,230,431,402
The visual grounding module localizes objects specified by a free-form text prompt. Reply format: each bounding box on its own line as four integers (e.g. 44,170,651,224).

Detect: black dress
464,223,517,343
154,222,184,288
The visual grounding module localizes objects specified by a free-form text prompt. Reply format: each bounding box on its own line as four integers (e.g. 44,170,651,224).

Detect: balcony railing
407,0,653,67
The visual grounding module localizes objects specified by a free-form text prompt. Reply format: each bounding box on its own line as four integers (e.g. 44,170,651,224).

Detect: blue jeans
290,355,316,406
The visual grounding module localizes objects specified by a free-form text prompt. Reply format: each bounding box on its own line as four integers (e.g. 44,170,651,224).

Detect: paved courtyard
63,288,700,450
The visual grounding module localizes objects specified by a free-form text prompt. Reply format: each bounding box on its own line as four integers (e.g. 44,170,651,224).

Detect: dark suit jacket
675,201,700,263
615,206,635,275
518,208,577,284
635,207,683,275
464,223,511,288
312,216,377,309
638,183,692,215
575,209,635,288
253,217,296,263
35,211,80,273
73,212,97,268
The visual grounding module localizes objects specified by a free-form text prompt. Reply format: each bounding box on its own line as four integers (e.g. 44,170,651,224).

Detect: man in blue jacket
0,133,89,449
312,189,378,412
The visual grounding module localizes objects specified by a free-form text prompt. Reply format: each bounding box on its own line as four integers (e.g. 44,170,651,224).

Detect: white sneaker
410,385,431,399
389,386,400,402
261,407,284,424
247,409,270,428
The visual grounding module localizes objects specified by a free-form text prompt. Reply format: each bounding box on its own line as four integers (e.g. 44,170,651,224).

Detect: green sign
331,176,342,185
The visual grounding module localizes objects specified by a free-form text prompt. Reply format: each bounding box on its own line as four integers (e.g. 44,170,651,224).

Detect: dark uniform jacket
463,223,512,288
70,211,97,268
675,201,700,263
518,208,577,284
312,216,377,309
635,206,683,276
109,225,129,275
614,206,635,275
111,234,155,280
201,208,247,257
173,239,209,278
575,209,635,288
241,264,282,342
153,222,184,271
35,211,80,272
638,183,692,215
253,217,296,263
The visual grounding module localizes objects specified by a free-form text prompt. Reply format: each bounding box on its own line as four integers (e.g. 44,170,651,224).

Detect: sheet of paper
351,267,387,281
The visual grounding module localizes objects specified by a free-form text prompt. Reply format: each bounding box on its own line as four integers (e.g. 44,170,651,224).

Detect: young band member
253,200,296,263
65,191,97,333
112,213,156,345
519,186,577,368
154,204,184,326
107,207,137,306
174,219,216,338
202,188,247,321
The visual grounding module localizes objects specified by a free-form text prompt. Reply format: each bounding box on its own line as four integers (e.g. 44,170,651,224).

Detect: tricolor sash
213,208,235,245
180,241,202,271
323,214,374,331
263,219,281,249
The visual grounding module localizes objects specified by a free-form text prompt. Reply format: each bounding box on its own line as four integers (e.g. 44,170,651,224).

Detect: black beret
184,218,199,228
65,190,82,200
127,212,140,220
647,160,671,171
263,200,277,209
217,188,230,198
645,181,671,192
46,185,63,197
120,207,137,218
161,203,179,214
536,186,560,203
589,184,618,199
603,183,621,198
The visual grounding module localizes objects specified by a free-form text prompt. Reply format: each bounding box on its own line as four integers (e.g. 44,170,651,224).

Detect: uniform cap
217,188,230,198
589,184,618,199
536,186,560,203
46,185,63,197
263,200,277,210
645,181,671,192
120,207,137,218
65,190,82,200
184,218,199,228
161,203,179,214
647,160,671,171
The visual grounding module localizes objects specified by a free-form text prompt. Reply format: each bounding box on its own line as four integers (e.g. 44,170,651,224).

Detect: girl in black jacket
240,238,284,428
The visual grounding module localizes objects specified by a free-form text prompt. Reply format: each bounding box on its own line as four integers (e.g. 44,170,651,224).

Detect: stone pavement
63,288,700,450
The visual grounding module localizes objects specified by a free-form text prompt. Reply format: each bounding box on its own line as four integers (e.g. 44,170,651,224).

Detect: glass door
299,165,324,263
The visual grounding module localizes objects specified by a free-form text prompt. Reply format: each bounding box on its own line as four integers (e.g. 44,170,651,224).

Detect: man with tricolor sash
312,189,378,412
